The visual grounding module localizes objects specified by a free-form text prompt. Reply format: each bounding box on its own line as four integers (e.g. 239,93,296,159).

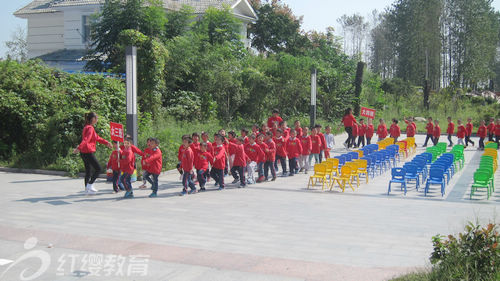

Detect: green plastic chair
453,144,465,151
471,171,492,199
477,167,494,192
485,143,498,149
451,150,465,169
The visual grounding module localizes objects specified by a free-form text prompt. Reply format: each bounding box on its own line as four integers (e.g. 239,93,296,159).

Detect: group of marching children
340,108,500,151
174,109,335,196
107,136,163,198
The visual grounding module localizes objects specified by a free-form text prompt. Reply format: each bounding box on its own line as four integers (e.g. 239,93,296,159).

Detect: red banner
360,107,376,119
110,122,124,142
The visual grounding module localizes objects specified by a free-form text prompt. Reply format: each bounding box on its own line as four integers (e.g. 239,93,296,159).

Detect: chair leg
388,182,391,194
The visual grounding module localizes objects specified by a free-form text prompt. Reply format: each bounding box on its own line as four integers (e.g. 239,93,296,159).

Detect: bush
430,222,500,281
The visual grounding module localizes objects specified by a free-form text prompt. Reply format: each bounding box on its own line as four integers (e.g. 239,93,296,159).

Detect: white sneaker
88,184,98,192
86,189,97,195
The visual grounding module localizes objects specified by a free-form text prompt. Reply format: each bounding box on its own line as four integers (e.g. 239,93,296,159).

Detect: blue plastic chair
335,156,346,168
411,157,428,183
348,152,359,160
403,163,420,190
344,153,352,162
421,152,433,165
425,168,446,196
388,167,407,195
361,156,374,179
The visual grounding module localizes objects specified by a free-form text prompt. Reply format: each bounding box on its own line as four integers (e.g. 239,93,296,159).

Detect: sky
2,0,500,57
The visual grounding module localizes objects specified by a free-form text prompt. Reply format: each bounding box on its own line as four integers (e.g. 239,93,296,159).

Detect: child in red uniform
245,134,262,184
211,134,226,190
457,119,466,146
286,130,302,176
240,128,250,145
299,127,312,173
423,117,434,147
366,119,374,145
309,128,321,165
351,122,359,149
107,141,124,193
280,121,291,139
143,138,162,198
316,125,327,161
432,120,441,146
195,142,213,191
357,119,367,148
446,117,455,147
495,119,500,149
267,109,284,129
477,120,487,150
294,120,303,137
256,134,268,183
120,137,140,198
177,135,190,175
201,132,214,155
465,118,475,148
180,137,196,196
487,118,495,142
264,132,277,181
191,132,201,151
389,119,401,143
228,137,247,188
273,129,288,176
405,117,416,138
377,119,388,142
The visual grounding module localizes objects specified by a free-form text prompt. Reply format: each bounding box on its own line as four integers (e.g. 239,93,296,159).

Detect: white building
14,0,257,71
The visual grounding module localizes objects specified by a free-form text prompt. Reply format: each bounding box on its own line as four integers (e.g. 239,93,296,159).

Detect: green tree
193,6,242,45
164,5,195,39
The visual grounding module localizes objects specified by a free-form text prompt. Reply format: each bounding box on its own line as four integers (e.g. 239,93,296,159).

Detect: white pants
246,161,256,182
457,138,464,145
299,155,310,170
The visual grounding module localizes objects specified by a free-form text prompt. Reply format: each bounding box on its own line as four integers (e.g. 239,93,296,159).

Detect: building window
82,15,91,43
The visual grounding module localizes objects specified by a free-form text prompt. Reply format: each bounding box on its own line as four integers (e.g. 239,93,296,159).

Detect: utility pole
125,46,138,145
310,68,317,128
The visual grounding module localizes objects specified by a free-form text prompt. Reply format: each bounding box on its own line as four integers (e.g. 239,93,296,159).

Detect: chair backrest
348,152,359,160
391,167,406,180
421,152,433,164
314,163,327,174
361,156,371,166
340,165,352,176
403,163,418,175
357,159,368,169
429,168,444,179
335,156,346,165
354,150,364,158
327,157,340,166
474,171,490,183
344,153,353,162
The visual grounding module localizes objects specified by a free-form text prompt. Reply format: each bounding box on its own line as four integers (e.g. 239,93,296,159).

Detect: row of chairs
470,142,498,199
388,144,464,197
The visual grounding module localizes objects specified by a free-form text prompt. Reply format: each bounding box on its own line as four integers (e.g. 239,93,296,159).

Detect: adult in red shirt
73,112,112,194
267,109,284,129
423,117,434,147
432,120,441,146
446,117,455,147
477,120,488,150
376,119,388,141
487,118,495,142
366,119,374,145
465,118,475,148
341,108,357,149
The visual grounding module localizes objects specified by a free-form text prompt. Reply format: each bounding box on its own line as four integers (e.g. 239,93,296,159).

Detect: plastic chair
345,162,360,188
425,168,446,197
330,165,355,192
308,163,328,190
388,168,407,195
470,171,492,199
403,163,420,191
356,159,369,183
326,158,340,176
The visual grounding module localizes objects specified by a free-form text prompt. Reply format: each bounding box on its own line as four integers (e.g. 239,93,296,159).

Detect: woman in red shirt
73,112,112,194
341,108,357,149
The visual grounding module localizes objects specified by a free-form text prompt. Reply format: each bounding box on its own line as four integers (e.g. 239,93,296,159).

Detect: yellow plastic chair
484,148,497,158
406,137,416,155
330,165,355,192
326,157,339,177
323,161,335,185
308,163,328,190
345,162,360,188
355,159,369,183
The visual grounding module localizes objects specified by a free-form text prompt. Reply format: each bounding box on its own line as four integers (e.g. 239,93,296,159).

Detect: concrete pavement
0,133,498,281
